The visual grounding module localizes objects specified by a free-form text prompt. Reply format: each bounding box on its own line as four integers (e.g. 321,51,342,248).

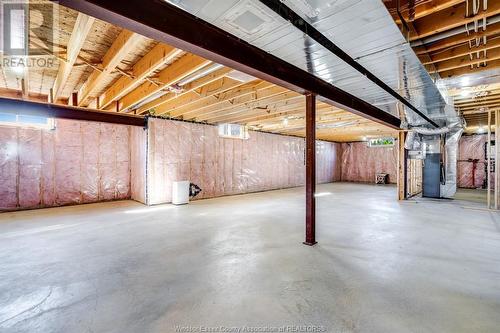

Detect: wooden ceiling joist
423,36,500,65
137,67,233,114
243,107,344,126
52,13,95,100
97,43,180,110
196,92,303,123
119,53,210,111
185,85,292,121
448,82,500,96
247,109,342,124
416,22,500,55
165,80,272,118
0,87,47,103
258,113,362,131
411,1,500,41
429,45,500,73
77,29,141,107
440,58,500,77
457,99,500,110
220,103,337,125
456,94,500,107
393,0,464,23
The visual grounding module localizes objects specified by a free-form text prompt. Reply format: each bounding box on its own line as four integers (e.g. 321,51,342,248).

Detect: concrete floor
454,188,488,204
0,183,499,333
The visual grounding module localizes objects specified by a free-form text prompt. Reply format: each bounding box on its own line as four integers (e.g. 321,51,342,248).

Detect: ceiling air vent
223,0,275,37
232,10,265,34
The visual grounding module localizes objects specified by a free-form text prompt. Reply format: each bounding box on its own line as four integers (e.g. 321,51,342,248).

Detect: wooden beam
423,37,500,65
207,98,334,125
243,106,343,125
304,93,316,246
455,92,500,104
57,0,401,129
0,87,47,103
77,29,141,106
52,13,95,100
200,93,303,123
149,77,245,116
136,67,232,114
98,43,180,109
119,53,210,111
458,103,500,111
190,86,293,121
48,88,54,103
439,58,500,77
448,82,500,96
430,46,500,73
167,80,272,118
221,105,333,126
21,78,28,99
411,1,500,41
456,96,500,108
391,0,464,23
259,115,364,132
70,92,78,106
415,21,500,55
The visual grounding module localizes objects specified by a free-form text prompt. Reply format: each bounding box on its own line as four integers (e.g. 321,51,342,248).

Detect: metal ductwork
166,0,463,197
405,116,464,198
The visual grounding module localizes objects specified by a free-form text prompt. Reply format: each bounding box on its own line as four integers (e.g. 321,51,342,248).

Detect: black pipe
258,0,440,129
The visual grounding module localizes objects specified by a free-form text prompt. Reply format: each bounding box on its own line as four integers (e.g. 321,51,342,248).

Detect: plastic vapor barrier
458,134,487,189
340,141,398,184
130,126,147,204
146,118,341,205
0,119,133,211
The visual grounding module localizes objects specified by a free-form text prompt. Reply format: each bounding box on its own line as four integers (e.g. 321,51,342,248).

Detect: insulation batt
340,141,398,183
457,134,487,189
0,119,132,211
145,118,342,205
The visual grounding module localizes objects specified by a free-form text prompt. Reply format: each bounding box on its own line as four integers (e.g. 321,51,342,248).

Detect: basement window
218,123,249,139
367,137,395,148
0,112,55,130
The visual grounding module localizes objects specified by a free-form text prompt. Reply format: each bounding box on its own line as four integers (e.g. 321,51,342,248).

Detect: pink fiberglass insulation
457,134,487,189
340,141,397,183
130,126,147,204
0,119,133,211
146,118,341,205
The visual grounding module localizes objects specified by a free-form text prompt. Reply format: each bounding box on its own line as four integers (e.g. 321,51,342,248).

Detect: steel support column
304,93,317,246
